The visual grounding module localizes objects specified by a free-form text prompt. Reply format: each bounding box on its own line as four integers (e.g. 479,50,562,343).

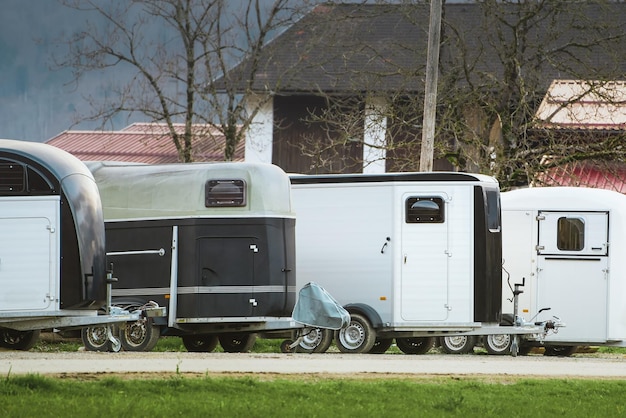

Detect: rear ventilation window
205,179,246,207
0,163,26,192
405,197,445,223
0,161,56,195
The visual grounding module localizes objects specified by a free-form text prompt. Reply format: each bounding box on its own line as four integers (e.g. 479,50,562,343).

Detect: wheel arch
343,303,383,329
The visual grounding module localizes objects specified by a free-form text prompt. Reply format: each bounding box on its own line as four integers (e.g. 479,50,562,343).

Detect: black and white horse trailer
87,161,298,352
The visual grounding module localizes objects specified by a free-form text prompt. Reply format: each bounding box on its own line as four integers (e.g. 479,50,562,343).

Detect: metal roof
46,123,244,163
535,160,626,193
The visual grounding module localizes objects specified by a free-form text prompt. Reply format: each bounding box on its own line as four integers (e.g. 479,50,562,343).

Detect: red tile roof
46,123,244,163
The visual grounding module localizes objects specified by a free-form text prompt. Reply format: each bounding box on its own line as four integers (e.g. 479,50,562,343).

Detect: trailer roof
87,161,294,220
289,171,497,185
502,187,626,211
0,139,94,186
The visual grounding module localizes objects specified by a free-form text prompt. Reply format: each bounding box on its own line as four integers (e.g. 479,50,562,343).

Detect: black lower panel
106,217,296,320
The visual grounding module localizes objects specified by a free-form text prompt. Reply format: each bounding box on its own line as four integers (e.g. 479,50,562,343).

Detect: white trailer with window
289,172,555,355
497,186,626,355
0,139,146,351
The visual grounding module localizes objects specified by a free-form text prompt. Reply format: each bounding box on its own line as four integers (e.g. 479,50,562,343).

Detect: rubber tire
297,328,333,353
280,339,296,353
484,334,513,355
369,338,394,354
0,328,41,351
219,333,257,353
334,313,376,354
82,326,113,352
544,345,578,357
120,318,161,352
182,334,219,352
439,335,477,354
396,337,435,354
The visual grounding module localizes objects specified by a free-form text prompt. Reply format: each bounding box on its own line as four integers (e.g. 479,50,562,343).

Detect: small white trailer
500,186,626,355
0,139,150,351
289,172,555,354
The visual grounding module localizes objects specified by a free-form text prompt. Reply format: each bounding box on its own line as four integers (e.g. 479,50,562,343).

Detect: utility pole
419,0,442,172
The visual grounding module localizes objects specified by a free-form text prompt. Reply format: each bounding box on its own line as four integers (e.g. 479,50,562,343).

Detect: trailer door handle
380,237,391,254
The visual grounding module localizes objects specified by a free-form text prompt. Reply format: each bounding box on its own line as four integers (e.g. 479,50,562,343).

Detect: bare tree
267,1,626,187
54,0,307,162
440,0,626,189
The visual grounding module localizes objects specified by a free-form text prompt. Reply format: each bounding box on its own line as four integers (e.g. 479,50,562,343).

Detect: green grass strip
1,374,626,417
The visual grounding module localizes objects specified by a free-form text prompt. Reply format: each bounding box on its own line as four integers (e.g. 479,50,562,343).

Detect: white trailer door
400,194,449,321
536,211,608,343
0,198,57,311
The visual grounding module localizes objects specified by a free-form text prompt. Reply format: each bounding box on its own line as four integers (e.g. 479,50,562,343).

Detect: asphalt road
2,351,625,379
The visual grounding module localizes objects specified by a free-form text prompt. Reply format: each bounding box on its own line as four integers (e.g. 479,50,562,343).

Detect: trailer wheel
219,333,257,353
0,328,41,351
484,334,512,355
120,318,160,352
544,345,578,357
334,313,376,354
297,328,333,353
280,339,296,353
82,326,113,352
439,335,477,354
396,337,435,354
182,334,219,352
369,338,394,354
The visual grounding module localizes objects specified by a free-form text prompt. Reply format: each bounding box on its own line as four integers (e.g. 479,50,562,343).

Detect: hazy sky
0,0,460,143
0,1,156,142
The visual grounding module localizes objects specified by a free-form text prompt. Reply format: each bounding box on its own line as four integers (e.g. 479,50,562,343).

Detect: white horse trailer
0,139,144,351
499,186,626,355
288,172,552,354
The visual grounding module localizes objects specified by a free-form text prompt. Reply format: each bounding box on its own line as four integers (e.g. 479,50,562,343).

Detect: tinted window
405,197,444,223
486,189,501,231
557,217,584,251
0,162,26,192
0,160,55,195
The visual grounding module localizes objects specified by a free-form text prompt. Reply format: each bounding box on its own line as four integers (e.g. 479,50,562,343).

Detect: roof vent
205,179,246,207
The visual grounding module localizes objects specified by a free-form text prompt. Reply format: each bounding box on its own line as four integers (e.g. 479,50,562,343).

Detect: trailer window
486,189,501,231
405,197,444,223
557,217,584,251
0,162,54,195
205,179,246,207
0,162,26,192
